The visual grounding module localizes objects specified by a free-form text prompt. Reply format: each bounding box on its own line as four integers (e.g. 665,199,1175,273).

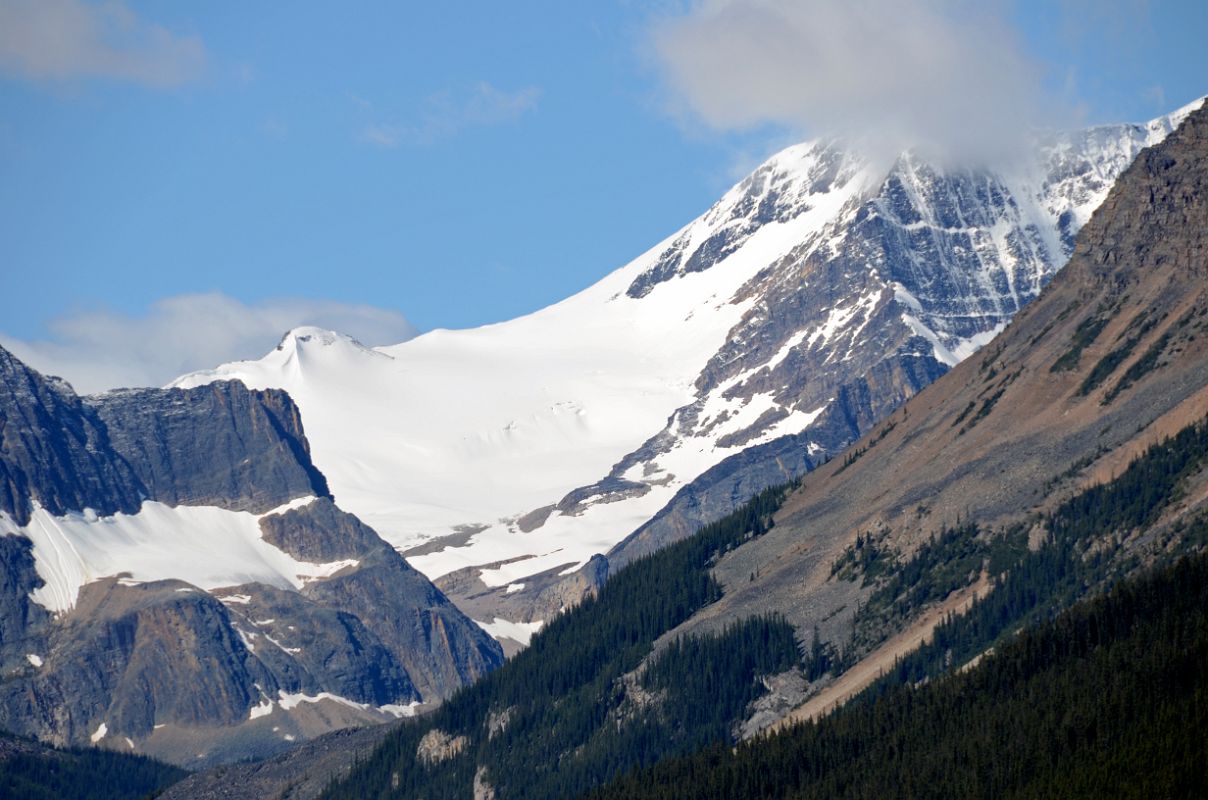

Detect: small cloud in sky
259,115,289,140
347,92,374,111
1143,84,1166,110
0,293,416,394
0,0,205,87
358,81,541,148
649,0,1072,159
361,122,404,148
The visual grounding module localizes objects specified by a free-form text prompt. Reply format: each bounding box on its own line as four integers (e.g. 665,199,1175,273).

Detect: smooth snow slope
175,144,880,580
0,496,360,613
174,101,1201,590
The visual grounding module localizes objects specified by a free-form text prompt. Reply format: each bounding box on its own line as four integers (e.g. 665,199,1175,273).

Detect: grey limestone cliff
0,347,503,766
89,383,330,513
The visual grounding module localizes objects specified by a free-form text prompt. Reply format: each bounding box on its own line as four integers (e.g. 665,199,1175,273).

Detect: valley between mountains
2,96,1207,798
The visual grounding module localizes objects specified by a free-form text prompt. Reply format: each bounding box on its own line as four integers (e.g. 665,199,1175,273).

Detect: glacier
174,98,1204,612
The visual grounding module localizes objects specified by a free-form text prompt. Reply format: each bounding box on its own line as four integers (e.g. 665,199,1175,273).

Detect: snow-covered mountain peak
624,139,876,302
277,326,357,350
175,104,1196,615
1147,94,1205,137
175,327,389,392
274,326,387,361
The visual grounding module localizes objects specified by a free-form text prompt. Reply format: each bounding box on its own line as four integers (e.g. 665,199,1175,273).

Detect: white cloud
359,81,541,148
0,0,205,87
361,122,404,148
0,293,416,394
650,0,1069,158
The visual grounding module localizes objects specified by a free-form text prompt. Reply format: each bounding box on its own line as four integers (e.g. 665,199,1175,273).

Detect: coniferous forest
0,732,186,800
321,483,799,800
325,413,1208,800
588,551,1208,800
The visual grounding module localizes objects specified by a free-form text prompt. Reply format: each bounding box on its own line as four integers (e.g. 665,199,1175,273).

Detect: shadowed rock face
0,349,503,766
0,348,143,526
259,497,383,561
89,383,330,514
265,499,505,700
306,554,503,701
0,535,51,667
0,356,328,526
662,103,1208,667
0,579,278,747
216,581,416,706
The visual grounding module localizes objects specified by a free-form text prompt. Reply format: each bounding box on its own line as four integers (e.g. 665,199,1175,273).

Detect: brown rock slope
666,103,1208,687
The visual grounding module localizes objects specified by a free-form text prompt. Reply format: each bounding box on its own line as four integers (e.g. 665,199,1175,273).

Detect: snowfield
172,100,1203,591
173,148,878,581
0,496,362,613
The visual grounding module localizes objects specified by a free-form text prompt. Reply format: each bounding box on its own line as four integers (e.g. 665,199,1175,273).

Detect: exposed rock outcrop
663,103,1208,700
0,348,503,766
0,349,143,525
416,728,466,764
89,383,330,513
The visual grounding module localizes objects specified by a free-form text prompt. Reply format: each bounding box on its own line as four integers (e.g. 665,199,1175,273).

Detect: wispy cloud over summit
649,0,1069,157
0,293,416,394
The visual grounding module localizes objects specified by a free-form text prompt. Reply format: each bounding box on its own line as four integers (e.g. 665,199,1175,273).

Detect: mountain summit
277,99,1208,800
175,100,1203,637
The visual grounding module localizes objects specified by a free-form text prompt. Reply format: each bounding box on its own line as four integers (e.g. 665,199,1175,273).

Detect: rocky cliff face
0,535,50,670
89,384,330,513
2,579,278,747
661,102,1208,689
266,499,504,700
0,349,143,526
599,109,1198,569
0,349,502,767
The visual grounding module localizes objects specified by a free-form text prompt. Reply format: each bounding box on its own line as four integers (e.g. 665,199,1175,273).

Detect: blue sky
0,0,1205,391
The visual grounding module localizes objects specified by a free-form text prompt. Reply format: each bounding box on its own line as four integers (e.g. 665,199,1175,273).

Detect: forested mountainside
0,730,186,800
321,405,1208,799
590,549,1208,800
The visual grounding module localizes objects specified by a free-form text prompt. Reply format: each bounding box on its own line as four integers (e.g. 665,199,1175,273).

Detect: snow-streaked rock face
176,100,1202,605
0,351,503,765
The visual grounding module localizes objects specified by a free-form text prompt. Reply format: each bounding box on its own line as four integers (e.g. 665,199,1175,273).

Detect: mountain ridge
0,348,502,767
125,99,1208,800
303,93,1208,800
660,98,1208,696
174,99,1202,638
